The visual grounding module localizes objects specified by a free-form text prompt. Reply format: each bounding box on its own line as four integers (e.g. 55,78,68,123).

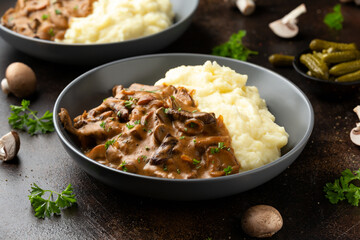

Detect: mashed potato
155,61,289,171
58,0,174,44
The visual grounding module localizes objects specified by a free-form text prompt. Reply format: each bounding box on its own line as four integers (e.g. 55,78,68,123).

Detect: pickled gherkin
300,53,329,80
322,51,360,64
330,59,360,76
269,54,294,67
310,39,357,52
336,70,360,82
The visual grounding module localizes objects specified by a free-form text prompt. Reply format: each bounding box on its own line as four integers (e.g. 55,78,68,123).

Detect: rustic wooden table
1,0,360,239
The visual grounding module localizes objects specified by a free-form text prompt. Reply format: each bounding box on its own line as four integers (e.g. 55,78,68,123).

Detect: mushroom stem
236,0,256,16
1,78,10,95
281,4,307,25
353,106,360,121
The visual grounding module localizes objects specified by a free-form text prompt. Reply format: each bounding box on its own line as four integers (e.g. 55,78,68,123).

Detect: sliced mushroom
269,4,307,38
350,106,360,146
166,108,216,125
0,131,20,161
1,62,37,98
150,134,178,165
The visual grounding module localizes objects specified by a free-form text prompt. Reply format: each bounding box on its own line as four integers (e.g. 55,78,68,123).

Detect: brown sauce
1,0,96,41
59,84,240,179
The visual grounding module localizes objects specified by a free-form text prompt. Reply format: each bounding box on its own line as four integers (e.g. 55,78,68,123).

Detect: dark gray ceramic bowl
0,0,198,65
54,54,314,201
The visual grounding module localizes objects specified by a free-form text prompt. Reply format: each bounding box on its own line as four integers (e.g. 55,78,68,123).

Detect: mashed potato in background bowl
156,61,289,171
59,0,174,44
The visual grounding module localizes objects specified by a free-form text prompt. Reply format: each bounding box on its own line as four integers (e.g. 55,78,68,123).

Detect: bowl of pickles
293,39,360,86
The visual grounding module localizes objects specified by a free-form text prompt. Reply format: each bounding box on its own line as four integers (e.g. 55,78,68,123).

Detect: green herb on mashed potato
212,30,258,61
324,168,360,206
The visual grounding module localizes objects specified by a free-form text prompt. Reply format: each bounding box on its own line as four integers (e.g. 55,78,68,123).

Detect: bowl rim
293,48,360,86
0,0,199,47
54,53,314,183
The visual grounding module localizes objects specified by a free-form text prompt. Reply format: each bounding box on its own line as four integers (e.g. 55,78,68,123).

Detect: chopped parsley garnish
145,147,150,151
125,123,134,129
170,95,175,100
210,142,227,154
144,90,160,93
212,30,258,61
105,139,116,150
193,139,196,143
163,165,168,171
192,158,200,165
210,148,220,154
192,110,198,113
184,128,188,132
224,166,233,175
100,121,106,129
324,168,360,206
179,136,185,140
55,9,61,15
324,4,343,30
48,28,55,37
74,5,79,10
177,169,181,174
178,108,182,111
134,120,141,125
164,108,170,114
119,161,127,172
124,100,134,108
42,14,48,20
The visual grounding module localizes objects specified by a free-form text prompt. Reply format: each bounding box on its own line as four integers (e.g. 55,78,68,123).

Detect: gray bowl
0,0,198,65
54,54,314,201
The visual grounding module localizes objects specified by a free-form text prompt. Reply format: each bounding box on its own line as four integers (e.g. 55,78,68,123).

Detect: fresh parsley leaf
28,183,77,219
324,168,360,206
8,100,54,135
55,9,61,15
212,30,258,61
42,14,48,20
324,4,343,30
124,100,134,108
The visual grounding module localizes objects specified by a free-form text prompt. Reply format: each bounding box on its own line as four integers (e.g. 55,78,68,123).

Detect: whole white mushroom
1,62,37,98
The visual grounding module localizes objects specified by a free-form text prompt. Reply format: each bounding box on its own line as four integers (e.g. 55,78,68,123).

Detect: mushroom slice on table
269,4,307,38
0,131,20,161
350,106,360,146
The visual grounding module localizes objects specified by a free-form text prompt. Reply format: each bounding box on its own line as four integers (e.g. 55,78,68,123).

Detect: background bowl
0,0,198,65
54,53,314,201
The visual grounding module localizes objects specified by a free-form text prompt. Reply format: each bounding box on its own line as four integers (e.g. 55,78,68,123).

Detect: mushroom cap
4,62,37,98
241,205,283,238
269,20,299,38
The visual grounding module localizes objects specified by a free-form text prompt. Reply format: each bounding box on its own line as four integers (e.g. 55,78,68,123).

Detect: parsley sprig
324,168,360,206
323,4,343,30
28,183,77,219
212,30,258,61
8,100,54,135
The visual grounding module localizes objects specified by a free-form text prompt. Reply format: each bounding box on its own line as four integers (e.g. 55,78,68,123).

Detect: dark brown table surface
1,0,360,239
